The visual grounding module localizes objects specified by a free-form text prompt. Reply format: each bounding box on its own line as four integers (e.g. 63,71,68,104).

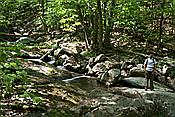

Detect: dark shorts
145,71,154,79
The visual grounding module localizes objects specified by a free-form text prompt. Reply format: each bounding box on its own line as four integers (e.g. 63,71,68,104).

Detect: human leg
145,71,150,90
150,71,154,90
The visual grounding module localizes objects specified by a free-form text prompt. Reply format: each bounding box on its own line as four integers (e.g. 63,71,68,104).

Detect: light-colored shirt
144,58,156,71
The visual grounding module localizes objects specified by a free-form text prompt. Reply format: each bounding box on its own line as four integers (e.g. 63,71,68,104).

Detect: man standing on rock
144,53,157,91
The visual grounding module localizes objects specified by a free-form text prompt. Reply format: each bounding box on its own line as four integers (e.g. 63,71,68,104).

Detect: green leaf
3,75,15,87
4,63,10,68
23,105,29,109
9,62,17,68
21,92,31,98
0,52,7,62
0,64,3,69
33,97,42,104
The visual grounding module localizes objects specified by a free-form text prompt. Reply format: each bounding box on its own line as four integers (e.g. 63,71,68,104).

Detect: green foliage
81,51,96,57
21,91,43,104
0,0,39,33
0,42,28,96
0,51,7,62
0,0,175,51
170,68,175,78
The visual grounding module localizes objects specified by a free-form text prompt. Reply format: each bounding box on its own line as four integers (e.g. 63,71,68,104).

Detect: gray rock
108,68,121,81
36,37,47,43
130,56,145,66
98,68,121,86
166,78,175,91
63,56,86,74
82,77,175,117
55,48,74,57
92,63,107,74
60,54,69,61
86,64,93,75
53,58,64,66
88,57,95,67
16,37,34,44
63,56,78,66
157,76,167,84
94,54,106,63
91,61,121,74
121,61,132,70
64,63,78,72
104,61,121,69
120,77,172,92
127,64,133,69
98,71,109,85
129,67,145,77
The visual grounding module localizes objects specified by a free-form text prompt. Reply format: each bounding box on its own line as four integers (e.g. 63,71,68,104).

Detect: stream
62,75,105,92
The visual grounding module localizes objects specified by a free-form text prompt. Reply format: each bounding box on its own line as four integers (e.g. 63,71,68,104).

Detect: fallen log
0,32,21,37
40,47,59,62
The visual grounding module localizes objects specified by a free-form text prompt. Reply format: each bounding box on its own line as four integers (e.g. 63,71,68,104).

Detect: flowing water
62,75,105,92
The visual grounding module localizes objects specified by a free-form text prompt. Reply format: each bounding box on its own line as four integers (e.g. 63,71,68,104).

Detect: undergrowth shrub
0,42,28,97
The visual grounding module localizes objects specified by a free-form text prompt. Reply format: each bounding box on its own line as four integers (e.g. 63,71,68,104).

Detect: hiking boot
145,88,147,91
150,89,154,91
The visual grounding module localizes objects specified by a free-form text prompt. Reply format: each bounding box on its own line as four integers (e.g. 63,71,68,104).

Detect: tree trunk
97,0,103,50
104,1,107,43
104,0,115,48
39,0,45,16
92,11,98,51
76,4,90,50
159,1,165,49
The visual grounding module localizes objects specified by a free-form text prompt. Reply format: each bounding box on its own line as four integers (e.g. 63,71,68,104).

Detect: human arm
153,59,157,72
144,59,147,71
144,64,146,71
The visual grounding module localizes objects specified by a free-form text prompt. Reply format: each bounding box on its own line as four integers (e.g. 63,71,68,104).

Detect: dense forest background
1,0,175,53
0,0,175,116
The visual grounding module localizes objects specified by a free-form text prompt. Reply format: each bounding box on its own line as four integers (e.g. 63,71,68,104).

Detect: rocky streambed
2,42,175,117
19,58,175,117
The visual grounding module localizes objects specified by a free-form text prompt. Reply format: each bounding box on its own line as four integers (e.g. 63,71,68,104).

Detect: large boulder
54,48,76,59
86,54,106,75
62,56,84,73
91,62,107,75
156,64,175,90
128,64,145,77
23,59,79,83
130,55,145,66
98,68,121,86
165,78,175,91
164,66,175,78
94,54,107,64
121,62,133,72
76,77,175,117
90,61,121,76
83,98,154,117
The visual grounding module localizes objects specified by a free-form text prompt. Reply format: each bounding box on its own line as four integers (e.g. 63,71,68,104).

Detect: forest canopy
0,0,174,53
